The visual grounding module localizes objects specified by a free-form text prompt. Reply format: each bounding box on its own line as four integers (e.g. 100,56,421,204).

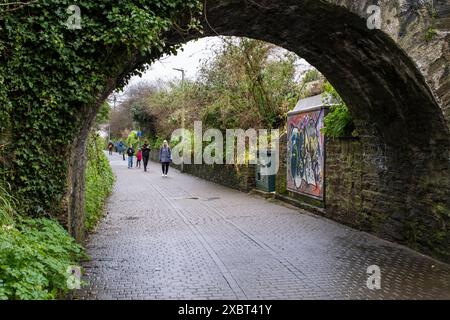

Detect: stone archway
69,0,449,260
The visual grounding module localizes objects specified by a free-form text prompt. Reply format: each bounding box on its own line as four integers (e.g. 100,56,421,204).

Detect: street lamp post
173,68,185,172
108,94,116,142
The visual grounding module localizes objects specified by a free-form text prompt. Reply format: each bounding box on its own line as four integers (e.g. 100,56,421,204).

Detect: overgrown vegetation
0,0,202,218
0,118,112,300
118,38,303,144
0,182,84,300
85,133,115,231
424,3,438,41
425,26,437,41
125,131,140,148
321,82,355,138
112,37,356,147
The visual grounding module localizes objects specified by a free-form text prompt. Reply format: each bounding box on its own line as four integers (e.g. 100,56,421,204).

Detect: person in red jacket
136,148,143,169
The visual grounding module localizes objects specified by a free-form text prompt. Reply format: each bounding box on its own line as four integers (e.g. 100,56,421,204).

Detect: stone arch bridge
67,0,450,261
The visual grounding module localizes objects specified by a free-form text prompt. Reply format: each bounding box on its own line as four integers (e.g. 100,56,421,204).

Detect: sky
128,37,224,86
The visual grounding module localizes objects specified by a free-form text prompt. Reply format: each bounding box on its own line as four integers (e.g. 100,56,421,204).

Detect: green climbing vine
0,0,202,217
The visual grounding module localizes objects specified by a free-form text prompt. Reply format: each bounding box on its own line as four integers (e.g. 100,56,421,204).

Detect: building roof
287,93,337,115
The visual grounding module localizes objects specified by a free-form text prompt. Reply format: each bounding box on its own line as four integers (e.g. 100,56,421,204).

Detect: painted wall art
287,109,325,200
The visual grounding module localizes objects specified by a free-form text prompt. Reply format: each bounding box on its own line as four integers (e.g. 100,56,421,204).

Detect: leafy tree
109,103,134,139
197,38,300,129
111,37,303,150
301,69,320,83
126,131,139,148
95,102,111,126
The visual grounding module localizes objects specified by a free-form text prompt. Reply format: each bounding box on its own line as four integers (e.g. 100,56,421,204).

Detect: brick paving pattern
75,153,450,299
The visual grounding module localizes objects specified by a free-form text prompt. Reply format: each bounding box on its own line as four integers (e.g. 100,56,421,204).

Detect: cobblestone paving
75,153,450,300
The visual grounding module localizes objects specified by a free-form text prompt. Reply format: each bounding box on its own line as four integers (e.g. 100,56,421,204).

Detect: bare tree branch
0,0,38,12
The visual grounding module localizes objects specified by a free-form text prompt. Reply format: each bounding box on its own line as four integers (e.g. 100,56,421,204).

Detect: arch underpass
67,0,450,260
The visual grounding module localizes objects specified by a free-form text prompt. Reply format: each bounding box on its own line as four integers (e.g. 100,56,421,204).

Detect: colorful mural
287,109,325,199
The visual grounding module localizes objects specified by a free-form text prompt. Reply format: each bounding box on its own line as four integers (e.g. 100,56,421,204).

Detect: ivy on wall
0,0,202,217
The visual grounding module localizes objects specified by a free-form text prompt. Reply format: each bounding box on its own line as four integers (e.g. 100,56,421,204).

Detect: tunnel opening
70,0,450,260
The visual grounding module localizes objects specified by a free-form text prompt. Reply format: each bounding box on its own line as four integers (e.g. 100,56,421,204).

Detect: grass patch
0,181,15,227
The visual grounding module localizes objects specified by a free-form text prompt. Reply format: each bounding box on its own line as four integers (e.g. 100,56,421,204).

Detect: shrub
0,132,112,300
0,172,85,300
85,133,115,231
126,131,139,148
0,217,85,300
322,82,355,138
151,136,165,149
323,104,355,138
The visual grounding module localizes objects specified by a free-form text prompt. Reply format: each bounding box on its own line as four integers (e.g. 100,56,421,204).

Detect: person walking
142,141,151,172
118,140,125,160
108,141,114,155
136,148,143,169
127,145,135,169
159,140,171,177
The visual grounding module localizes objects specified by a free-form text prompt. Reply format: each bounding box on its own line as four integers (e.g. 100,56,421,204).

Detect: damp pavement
74,152,450,300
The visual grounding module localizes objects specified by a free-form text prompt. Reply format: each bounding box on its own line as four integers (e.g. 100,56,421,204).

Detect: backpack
142,145,150,156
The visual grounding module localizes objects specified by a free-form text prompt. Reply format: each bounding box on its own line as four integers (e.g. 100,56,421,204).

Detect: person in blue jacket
159,140,171,177
118,140,125,161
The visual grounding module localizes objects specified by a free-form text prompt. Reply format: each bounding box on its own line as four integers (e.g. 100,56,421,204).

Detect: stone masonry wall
325,138,365,227
276,135,398,232
276,133,450,262
275,135,374,228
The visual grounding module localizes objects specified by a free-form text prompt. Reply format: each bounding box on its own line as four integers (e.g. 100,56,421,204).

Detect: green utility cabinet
255,151,276,192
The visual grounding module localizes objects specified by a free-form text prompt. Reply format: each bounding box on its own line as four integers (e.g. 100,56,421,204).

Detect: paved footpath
75,153,450,300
